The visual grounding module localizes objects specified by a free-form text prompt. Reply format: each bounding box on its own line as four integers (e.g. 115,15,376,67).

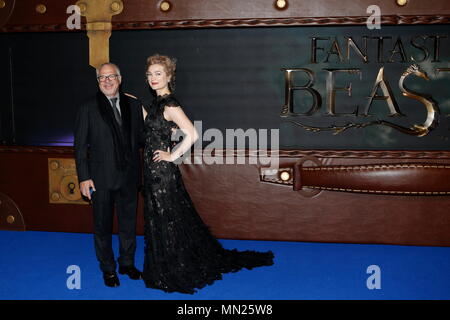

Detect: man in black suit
74,62,144,287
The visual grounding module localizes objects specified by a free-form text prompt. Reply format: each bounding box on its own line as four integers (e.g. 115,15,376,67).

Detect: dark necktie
110,97,122,126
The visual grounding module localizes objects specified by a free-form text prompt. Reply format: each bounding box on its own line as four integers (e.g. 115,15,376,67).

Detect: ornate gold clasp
76,0,123,69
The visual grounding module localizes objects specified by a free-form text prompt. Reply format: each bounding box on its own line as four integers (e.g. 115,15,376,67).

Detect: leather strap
293,163,450,195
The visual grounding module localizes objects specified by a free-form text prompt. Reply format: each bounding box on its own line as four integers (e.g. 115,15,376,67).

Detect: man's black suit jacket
74,93,144,190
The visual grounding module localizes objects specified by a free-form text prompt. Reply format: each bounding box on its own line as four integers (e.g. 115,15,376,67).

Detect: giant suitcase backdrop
1,0,450,246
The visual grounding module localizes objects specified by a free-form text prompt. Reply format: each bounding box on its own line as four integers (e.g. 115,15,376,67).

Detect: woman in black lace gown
141,54,274,294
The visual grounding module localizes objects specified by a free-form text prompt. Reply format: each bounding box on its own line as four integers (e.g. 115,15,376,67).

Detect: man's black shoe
118,266,143,280
103,271,120,287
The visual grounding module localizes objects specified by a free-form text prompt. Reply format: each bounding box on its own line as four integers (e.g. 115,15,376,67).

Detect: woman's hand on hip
153,147,173,162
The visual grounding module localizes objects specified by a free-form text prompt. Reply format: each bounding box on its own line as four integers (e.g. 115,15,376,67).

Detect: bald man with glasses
74,63,144,287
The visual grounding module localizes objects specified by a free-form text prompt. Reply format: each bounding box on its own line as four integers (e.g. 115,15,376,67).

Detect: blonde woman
141,54,274,294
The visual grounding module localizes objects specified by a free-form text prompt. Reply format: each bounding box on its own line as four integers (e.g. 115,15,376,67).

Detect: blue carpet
0,231,449,300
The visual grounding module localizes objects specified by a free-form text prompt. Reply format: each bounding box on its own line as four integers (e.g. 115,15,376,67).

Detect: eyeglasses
97,74,119,82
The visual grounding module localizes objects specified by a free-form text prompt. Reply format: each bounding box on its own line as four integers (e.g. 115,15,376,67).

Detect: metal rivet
51,192,61,201
396,0,408,6
280,171,291,181
78,2,87,13
50,161,59,170
6,215,15,224
36,4,47,14
111,1,121,12
275,0,288,10
0,1,6,9
160,1,171,12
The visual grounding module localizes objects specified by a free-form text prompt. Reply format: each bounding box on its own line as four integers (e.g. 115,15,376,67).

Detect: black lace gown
142,94,274,294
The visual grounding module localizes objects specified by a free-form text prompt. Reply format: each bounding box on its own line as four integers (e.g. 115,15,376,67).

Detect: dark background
1,25,450,149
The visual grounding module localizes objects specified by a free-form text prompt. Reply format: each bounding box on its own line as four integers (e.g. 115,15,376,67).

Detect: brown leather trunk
2,146,450,246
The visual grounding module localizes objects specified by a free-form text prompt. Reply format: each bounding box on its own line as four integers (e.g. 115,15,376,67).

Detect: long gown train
142,94,274,294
